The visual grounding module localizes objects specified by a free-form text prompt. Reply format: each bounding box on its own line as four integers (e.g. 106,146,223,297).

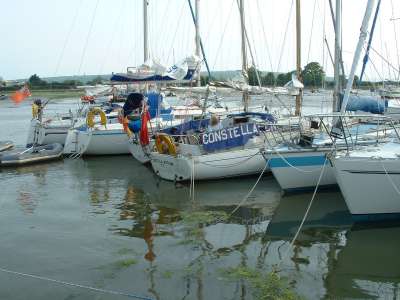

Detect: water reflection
325,224,400,299
17,190,37,214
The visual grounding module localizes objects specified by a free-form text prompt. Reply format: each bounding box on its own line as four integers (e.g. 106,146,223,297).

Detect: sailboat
149,0,301,182
327,0,400,221
264,0,386,193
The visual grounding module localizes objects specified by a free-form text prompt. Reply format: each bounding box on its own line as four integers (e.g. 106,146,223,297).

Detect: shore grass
1,89,84,100
30,89,84,100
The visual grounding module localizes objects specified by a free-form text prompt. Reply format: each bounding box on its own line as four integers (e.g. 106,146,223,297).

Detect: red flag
11,85,31,104
140,110,151,146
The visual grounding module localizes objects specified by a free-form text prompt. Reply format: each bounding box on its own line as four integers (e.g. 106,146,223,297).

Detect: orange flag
140,109,151,146
11,85,31,104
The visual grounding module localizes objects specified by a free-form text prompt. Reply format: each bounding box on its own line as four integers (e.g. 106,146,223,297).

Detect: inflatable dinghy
0,141,14,152
0,143,63,167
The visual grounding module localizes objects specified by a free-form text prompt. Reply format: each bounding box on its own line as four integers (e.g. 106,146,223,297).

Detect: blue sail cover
340,94,387,114
202,123,259,152
146,92,172,118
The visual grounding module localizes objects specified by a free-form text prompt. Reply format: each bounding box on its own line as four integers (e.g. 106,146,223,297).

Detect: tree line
0,74,105,91
202,61,376,89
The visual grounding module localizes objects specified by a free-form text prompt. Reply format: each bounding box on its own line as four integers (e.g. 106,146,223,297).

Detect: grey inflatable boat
0,141,14,152
0,143,63,166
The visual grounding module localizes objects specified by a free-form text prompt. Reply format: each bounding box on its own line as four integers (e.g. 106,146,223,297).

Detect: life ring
32,103,39,118
155,133,177,156
86,108,107,128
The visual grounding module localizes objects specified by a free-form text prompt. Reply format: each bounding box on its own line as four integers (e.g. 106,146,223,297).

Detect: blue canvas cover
340,94,387,114
202,123,259,152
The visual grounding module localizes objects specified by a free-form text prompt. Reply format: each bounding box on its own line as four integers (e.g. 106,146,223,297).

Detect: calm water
0,95,399,300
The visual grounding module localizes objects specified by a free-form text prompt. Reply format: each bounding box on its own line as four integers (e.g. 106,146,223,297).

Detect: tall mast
195,0,201,86
333,0,342,112
340,0,376,113
295,0,302,116
239,0,249,112
143,0,149,62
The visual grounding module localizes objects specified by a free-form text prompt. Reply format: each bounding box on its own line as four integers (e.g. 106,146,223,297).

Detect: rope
278,156,327,267
272,149,324,173
228,161,269,217
0,267,154,300
198,150,262,168
189,157,195,202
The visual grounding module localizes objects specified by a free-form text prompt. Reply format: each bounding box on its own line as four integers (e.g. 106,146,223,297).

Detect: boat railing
303,113,400,153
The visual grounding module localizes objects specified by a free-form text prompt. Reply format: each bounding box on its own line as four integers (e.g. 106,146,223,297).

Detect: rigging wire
211,0,235,71
390,0,400,81
166,0,186,64
276,0,294,76
256,0,274,77
246,1,262,74
379,11,385,82
54,0,83,76
306,0,317,66
116,1,131,71
77,0,100,75
129,0,140,66
203,1,219,44
157,1,172,60
370,46,400,76
98,0,126,75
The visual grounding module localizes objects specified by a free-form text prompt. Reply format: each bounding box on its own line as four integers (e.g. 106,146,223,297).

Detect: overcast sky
1,0,400,81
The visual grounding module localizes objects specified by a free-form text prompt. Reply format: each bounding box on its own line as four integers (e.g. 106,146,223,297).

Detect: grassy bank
30,89,84,100
1,89,84,100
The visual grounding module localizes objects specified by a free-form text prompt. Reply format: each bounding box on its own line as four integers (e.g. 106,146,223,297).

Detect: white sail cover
111,56,200,83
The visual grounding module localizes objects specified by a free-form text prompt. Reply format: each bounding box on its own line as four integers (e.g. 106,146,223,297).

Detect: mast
239,0,249,112
143,0,149,62
195,0,201,86
187,0,211,79
333,0,342,112
295,0,302,116
340,0,376,113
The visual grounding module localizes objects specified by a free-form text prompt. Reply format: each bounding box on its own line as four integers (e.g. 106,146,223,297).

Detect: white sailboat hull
85,131,129,155
63,125,129,156
333,155,400,219
150,147,267,181
127,140,153,164
267,150,336,192
27,119,70,146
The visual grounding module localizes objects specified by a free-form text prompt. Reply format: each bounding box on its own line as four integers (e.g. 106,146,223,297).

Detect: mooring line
278,156,327,267
0,267,154,300
229,160,269,217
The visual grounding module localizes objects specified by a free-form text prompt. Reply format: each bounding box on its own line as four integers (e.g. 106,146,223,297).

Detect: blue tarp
202,123,259,152
161,119,210,135
146,92,172,118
